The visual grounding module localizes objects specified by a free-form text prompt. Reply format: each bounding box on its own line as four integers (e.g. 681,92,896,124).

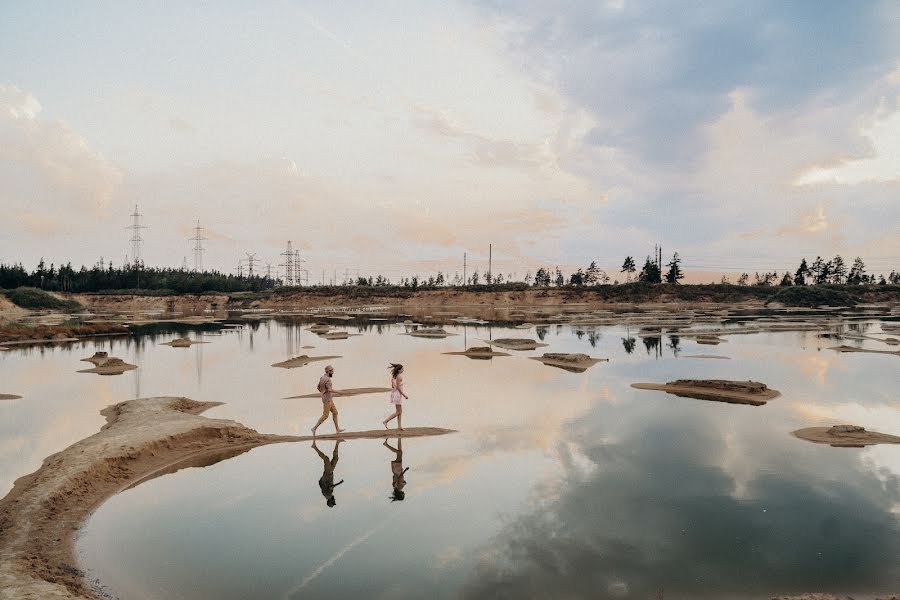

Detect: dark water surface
2,314,899,599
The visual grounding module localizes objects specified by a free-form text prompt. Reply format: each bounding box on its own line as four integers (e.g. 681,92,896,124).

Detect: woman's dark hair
389,363,403,377
390,488,406,502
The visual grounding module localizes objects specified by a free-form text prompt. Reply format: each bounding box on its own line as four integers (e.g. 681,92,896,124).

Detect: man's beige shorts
320,400,338,418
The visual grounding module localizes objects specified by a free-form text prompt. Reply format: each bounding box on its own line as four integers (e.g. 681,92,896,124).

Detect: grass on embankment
1,287,82,311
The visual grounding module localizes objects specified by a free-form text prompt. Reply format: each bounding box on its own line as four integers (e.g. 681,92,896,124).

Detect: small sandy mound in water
828,345,900,356
271,355,341,369
161,337,208,347
487,338,549,350
443,346,510,359
80,351,109,366
530,353,608,372
307,324,331,333
0,393,22,401
78,356,138,375
792,425,900,447
320,331,356,340
408,328,455,338
283,387,392,399
631,379,780,406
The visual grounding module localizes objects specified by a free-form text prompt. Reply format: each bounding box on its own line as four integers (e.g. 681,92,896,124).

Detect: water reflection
313,440,344,508
384,438,409,502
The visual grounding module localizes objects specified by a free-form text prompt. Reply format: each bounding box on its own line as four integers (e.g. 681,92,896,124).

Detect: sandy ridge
0,397,301,599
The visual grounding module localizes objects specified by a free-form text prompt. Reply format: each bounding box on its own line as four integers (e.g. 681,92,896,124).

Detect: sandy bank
0,397,301,599
302,427,456,441
160,337,209,347
271,355,341,369
486,338,549,351
792,425,900,447
0,394,22,401
407,328,456,338
283,387,392,399
443,346,510,359
530,353,608,372
828,345,900,357
632,380,781,406
77,357,138,376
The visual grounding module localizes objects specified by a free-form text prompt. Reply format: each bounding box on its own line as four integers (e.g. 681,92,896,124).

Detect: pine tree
664,253,683,284
585,261,600,285
794,258,809,286
554,267,564,287
621,256,636,283
639,256,661,283
847,257,866,285
831,255,847,284
779,272,793,286
737,273,749,286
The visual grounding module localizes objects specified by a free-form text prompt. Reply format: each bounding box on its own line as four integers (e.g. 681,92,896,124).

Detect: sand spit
0,396,302,599
0,394,22,401
284,387,392,399
631,380,781,406
443,346,511,359
77,357,138,376
160,337,210,347
486,338,549,351
682,355,731,359
320,331,359,340
271,355,341,369
301,345,315,349
0,337,79,347
828,345,900,357
79,352,109,366
530,353,608,373
302,427,455,441
307,324,331,333
792,425,900,447
407,328,456,338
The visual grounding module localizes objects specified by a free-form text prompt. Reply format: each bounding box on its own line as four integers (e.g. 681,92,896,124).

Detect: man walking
312,364,344,436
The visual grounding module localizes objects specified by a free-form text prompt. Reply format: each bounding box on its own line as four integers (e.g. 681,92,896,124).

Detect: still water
2,314,900,599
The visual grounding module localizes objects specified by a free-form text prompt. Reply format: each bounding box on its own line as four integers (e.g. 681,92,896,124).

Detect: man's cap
325,364,334,371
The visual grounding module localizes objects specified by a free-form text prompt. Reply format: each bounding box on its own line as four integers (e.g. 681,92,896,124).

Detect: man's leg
330,402,344,433
312,402,330,435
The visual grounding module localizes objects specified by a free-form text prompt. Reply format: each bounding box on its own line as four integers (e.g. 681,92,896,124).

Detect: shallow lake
2,313,899,599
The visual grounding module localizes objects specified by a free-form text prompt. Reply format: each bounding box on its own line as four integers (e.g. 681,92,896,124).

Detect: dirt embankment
71,293,230,314
0,397,301,599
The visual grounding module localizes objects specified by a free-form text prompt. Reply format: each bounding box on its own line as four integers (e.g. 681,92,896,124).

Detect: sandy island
77,357,138,376
0,394,22,401
443,346,511,359
485,338,549,351
827,345,900,357
0,396,455,598
160,337,210,347
407,328,456,338
631,379,781,406
283,387,392,399
530,353,608,373
792,425,900,447
270,355,341,369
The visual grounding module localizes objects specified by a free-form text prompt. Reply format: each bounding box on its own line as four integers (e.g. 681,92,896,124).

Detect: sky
1,1,899,283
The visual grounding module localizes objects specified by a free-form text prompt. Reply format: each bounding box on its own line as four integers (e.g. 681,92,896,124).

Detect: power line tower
181,256,188,270
190,221,206,272
245,253,257,277
126,204,147,265
280,241,295,286
265,263,273,279
294,249,309,286
235,258,244,278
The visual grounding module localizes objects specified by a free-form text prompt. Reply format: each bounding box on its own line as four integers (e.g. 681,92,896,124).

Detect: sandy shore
0,397,301,599
270,355,340,369
283,386,392,399
529,353,608,372
299,427,455,441
0,394,22,401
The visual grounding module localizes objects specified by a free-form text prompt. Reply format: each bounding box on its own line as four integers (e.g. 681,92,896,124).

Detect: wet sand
631,380,781,406
160,337,210,347
0,397,302,599
270,355,340,369
530,353,608,372
792,425,900,447
486,338,549,351
302,427,455,441
443,346,510,359
77,358,138,376
828,345,900,357
0,394,22,401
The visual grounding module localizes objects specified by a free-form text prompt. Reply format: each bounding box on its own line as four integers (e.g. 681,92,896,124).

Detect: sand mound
487,338,549,351
0,397,302,599
408,328,455,338
77,357,138,375
514,323,534,329
320,331,357,340
631,379,780,406
307,324,331,333
0,394,22,401
161,337,208,347
270,355,341,369
443,346,510,359
828,345,900,357
696,335,726,345
283,387,392,399
530,353,608,372
80,351,108,366
792,425,900,447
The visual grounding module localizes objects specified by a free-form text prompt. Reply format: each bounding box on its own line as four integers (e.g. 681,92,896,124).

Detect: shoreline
0,397,302,599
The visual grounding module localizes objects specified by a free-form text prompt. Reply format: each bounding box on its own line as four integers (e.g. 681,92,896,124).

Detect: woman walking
383,363,408,431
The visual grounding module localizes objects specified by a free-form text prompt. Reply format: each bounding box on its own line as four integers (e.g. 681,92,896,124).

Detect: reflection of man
313,440,343,508
384,438,410,502
312,365,344,436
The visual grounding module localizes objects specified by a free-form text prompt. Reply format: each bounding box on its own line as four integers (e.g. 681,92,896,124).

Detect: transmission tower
190,221,207,272
245,253,257,277
294,249,308,286
235,259,244,278
126,204,147,265
279,241,295,286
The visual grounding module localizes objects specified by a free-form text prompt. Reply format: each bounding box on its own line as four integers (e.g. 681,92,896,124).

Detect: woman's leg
397,404,403,431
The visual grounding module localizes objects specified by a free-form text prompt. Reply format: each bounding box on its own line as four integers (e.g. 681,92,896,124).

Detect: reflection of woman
312,440,343,508
382,363,409,431
384,438,409,502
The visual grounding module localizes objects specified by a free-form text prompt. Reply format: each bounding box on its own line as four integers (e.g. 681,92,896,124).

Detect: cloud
0,84,124,225
794,96,900,185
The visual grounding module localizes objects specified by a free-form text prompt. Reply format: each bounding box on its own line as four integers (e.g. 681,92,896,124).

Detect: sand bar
0,394,22,401
160,337,210,347
443,346,510,359
530,353,608,372
77,357,138,375
408,328,456,338
792,425,900,447
0,397,302,599
303,427,455,441
828,345,900,357
270,355,340,369
79,352,110,366
283,386,391,399
631,379,781,406
486,338,549,351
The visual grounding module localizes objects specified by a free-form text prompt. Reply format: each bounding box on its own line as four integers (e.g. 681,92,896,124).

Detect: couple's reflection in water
311,437,410,507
